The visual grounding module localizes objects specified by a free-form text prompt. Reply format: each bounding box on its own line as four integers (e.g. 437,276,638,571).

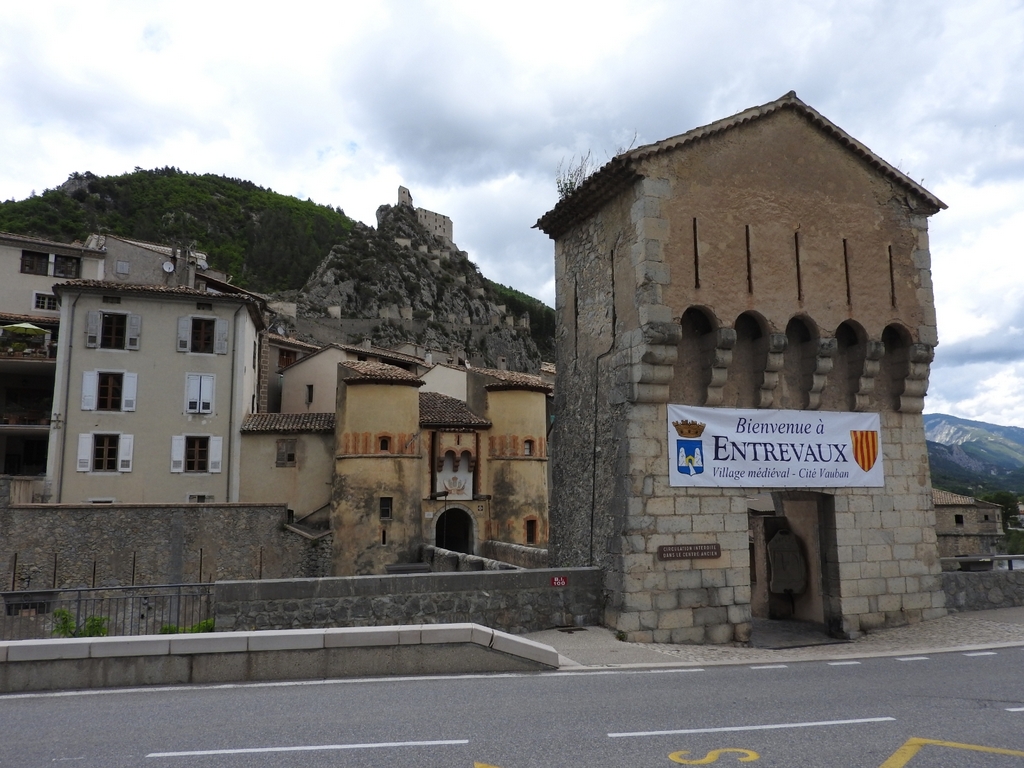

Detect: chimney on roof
361,338,372,350
498,356,507,371
424,352,433,365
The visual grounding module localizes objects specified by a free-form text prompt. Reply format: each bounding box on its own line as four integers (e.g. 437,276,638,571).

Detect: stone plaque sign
657,543,722,560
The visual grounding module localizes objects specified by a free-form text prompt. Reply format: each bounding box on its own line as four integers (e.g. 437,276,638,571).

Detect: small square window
34,293,58,311
954,514,964,526
20,251,49,275
53,255,81,278
380,497,393,520
188,494,214,503
115,260,130,275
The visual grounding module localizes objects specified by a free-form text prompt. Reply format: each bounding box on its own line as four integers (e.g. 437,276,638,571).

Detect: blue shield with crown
672,419,707,476
677,439,705,475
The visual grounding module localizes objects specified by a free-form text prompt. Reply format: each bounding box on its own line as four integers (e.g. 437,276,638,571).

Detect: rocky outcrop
295,203,541,371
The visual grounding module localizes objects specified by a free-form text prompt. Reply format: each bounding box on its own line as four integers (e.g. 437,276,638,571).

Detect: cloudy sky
1,1,1023,424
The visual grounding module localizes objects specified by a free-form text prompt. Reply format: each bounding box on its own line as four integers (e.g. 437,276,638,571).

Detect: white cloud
2,0,1024,421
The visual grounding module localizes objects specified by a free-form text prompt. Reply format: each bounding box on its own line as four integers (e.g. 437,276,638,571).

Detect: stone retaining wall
214,567,604,634
943,569,1024,612
1,502,327,590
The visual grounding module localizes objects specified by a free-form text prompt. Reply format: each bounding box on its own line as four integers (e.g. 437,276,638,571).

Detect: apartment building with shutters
46,280,265,503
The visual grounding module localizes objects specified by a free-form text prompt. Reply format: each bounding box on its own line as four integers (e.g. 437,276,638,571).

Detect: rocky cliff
292,202,543,371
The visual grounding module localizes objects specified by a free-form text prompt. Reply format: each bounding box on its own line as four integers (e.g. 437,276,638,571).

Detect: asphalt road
2,648,1024,767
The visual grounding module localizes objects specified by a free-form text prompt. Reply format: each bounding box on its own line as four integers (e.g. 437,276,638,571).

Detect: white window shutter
185,374,200,412
81,371,97,410
85,311,100,348
122,372,138,411
214,319,229,355
200,374,214,413
126,314,142,350
177,317,191,352
77,434,92,472
118,434,133,472
171,435,185,473
209,436,223,473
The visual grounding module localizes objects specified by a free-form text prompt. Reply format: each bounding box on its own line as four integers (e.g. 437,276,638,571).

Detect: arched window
671,307,717,405
379,436,390,453
724,312,768,408
781,316,817,410
877,324,911,411
524,439,534,456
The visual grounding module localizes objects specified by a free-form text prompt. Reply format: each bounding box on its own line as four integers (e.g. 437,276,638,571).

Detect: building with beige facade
47,280,264,503
536,91,947,643
1,233,106,483
331,361,550,575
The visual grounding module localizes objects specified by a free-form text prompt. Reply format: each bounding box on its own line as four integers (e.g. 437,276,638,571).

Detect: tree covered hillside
0,168,354,292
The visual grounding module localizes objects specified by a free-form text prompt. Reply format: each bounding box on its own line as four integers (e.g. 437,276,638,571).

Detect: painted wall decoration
667,405,883,488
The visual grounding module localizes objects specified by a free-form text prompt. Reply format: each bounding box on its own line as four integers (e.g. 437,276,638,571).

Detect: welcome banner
667,405,884,488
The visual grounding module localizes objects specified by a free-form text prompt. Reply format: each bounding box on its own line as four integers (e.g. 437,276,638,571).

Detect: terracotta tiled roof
53,279,266,329
334,343,425,366
535,91,947,238
540,362,556,375
419,392,490,429
241,412,335,433
267,333,321,351
0,231,105,257
0,312,60,327
341,360,424,387
932,490,977,506
472,367,553,393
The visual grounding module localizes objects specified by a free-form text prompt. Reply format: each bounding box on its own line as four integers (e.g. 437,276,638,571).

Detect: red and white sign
550,576,568,587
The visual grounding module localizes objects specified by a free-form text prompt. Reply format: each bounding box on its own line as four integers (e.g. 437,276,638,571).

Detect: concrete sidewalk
526,606,1024,669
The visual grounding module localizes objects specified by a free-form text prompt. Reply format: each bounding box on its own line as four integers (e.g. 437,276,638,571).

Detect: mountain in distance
924,413,1024,496
0,168,556,366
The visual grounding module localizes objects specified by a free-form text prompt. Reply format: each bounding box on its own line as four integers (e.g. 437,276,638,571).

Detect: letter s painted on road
669,748,760,764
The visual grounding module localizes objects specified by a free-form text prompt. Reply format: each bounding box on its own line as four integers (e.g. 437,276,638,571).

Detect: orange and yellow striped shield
850,430,879,472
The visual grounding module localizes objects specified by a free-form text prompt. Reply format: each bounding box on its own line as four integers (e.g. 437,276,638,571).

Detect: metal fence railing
0,583,214,641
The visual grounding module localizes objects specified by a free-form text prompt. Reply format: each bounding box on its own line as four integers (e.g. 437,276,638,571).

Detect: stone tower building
536,92,947,643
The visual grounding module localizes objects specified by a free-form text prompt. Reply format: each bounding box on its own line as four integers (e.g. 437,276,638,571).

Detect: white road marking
827,661,861,666
964,651,998,657
749,664,787,669
146,739,469,758
1007,707,1024,712
608,716,896,738
896,656,929,661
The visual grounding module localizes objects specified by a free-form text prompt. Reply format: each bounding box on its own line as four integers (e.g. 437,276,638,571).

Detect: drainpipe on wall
227,304,244,502
52,291,83,503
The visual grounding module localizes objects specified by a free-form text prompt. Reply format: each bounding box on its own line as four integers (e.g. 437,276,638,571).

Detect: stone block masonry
214,567,603,634
1,503,327,590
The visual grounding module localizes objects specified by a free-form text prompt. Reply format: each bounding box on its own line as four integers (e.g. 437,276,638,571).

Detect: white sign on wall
667,405,884,488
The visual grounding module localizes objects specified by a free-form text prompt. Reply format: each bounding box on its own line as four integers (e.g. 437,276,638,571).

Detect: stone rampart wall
421,545,519,572
214,567,604,634
480,540,549,569
943,570,1024,612
1,503,327,590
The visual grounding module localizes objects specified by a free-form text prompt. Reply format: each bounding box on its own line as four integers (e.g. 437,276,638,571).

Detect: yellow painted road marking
474,763,502,767
878,737,1024,767
669,748,760,763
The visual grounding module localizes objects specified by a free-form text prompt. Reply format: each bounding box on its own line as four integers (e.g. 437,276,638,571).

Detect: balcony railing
0,344,55,360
